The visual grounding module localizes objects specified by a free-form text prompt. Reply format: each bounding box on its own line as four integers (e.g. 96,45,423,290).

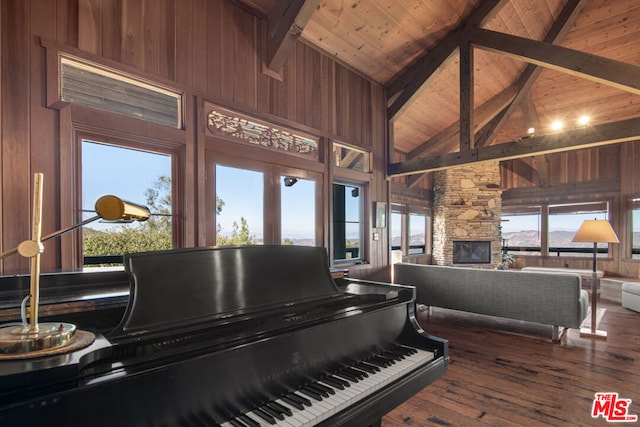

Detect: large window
281,176,316,246
391,210,403,252
390,204,430,256
332,182,364,262
501,206,542,255
82,140,173,266
408,212,426,255
548,202,609,257
215,165,264,246
630,198,640,259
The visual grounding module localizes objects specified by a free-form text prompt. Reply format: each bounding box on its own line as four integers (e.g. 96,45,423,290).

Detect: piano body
0,245,447,426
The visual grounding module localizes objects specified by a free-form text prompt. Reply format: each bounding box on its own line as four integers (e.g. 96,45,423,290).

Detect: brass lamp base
0,322,76,356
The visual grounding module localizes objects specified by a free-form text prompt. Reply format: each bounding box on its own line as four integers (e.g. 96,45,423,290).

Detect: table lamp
572,219,619,339
0,173,150,358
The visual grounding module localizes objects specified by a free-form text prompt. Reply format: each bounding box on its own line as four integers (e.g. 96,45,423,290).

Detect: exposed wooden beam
405,85,517,189
264,0,319,79
386,0,508,121
474,0,588,148
520,92,550,187
388,117,640,176
460,40,474,153
471,28,640,96
410,85,518,159
502,179,621,204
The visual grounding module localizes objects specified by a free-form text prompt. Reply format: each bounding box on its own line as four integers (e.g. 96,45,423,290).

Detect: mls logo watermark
591,392,638,422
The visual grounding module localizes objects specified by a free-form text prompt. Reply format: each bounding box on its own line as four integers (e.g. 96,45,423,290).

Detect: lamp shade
572,219,620,243
95,195,151,221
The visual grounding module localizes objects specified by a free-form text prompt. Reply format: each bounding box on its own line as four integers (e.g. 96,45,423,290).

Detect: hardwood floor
383,292,640,426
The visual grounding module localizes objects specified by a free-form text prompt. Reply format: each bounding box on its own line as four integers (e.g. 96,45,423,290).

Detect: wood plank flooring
382,293,640,426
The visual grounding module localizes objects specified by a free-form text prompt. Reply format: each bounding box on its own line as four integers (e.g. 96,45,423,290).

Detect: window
501,206,542,255
390,210,403,252
332,182,363,262
215,165,264,246
332,142,371,173
281,176,316,246
630,198,640,259
61,57,183,128
408,212,426,254
82,140,173,267
548,202,609,257
390,204,430,257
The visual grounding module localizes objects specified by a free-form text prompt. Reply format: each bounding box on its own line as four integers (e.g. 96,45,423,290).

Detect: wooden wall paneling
205,0,222,96
100,0,123,62
121,0,144,70
78,0,102,55
142,0,160,76
158,0,176,81
1,0,31,274
31,0,61,271
284,43,297,122
309,47,323,131
294,42,306,125
220,0,239,102
175,0,194,90
620,141,640,195
56,0,78,47
232,4,258,109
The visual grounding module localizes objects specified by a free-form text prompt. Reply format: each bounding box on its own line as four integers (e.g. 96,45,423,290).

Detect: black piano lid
110,245,356,340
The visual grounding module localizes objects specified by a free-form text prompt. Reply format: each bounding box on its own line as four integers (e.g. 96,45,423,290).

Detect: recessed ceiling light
578,115,590,126
551,121,564,132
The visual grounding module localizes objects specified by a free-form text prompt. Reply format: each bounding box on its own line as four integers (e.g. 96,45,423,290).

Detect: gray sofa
393,263,590,341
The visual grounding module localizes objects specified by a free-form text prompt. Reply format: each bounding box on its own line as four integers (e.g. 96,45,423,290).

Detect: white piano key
236,346,435,427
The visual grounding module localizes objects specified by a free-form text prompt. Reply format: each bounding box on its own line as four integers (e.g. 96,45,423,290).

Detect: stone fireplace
432,161,503,268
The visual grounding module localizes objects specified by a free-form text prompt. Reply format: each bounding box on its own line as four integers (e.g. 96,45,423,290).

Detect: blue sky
82,141,317,239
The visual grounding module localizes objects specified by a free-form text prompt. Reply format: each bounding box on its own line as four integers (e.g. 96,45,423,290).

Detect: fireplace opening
453,241,491,264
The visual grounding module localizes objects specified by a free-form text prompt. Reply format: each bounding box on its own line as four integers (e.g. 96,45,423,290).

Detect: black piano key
299,387,324,401
253,408,276,425
260,404,285,421
327,374,351,388
238,414,261,427
397,344,418,355
370,355,393,367
282,395,305,410
288,392,312,407
228,418,248,427
383,350,406,360
321,376,345,390
264,402,288,418
268,400,293,417
305,383,329,397
335,370,359,383
312,381,335,395
344,366,368,378
355,362,378,374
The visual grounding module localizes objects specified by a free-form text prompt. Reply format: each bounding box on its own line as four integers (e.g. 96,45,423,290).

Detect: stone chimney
432,161,503,268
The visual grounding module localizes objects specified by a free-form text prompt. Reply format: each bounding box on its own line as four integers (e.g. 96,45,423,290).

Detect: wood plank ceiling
238,0,640,176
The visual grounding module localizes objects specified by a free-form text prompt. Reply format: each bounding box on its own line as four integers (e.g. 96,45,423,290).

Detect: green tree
83,175,173,265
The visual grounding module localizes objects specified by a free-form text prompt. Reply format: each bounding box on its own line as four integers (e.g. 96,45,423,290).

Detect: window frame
60,106,186,271
502,200,615,259
628,197,640,261
204,150,324,247
331,180,366,265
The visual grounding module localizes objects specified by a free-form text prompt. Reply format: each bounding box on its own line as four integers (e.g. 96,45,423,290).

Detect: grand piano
0,245,447,426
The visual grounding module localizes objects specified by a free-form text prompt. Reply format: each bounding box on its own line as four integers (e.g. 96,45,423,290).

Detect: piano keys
0,245,447,426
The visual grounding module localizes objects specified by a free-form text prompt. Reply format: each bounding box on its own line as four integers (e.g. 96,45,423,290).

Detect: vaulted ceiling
239,0,640,177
